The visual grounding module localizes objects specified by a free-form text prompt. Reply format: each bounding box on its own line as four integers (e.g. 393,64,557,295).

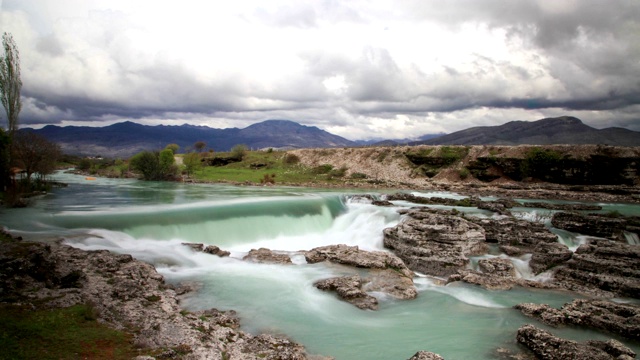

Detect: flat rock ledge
516,324,636,360
383,208,487,277
306,245,417,309
243,248,293,264
0,237,320,360
515,299,640,341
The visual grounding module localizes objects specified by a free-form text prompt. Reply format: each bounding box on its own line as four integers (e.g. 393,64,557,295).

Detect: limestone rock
467,217,558,249
516,324,635,360
529,242,573,274
243,248,292,264
515,299,640,341
383,208,487,277
314,275,378,310
551,212,627,240
407,350,445,360
305,244,413,278
478,258,517,277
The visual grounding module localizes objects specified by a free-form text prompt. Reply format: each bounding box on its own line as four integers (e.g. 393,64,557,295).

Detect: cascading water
3,171,639,360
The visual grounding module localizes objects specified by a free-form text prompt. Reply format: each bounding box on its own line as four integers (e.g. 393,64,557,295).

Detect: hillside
22,120,355,158
415,116,640,146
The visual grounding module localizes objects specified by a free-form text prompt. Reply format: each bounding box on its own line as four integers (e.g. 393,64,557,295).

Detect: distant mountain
354,133,446,147
22,119,355,158
415,116,640,146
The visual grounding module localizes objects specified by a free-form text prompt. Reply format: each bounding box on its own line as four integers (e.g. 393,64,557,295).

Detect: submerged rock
182,242,230,257
383,208,487,277
516,324,635,360
515,299,640,341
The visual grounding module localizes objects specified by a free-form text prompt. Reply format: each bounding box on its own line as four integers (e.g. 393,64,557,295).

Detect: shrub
230,144,248,161
311,164,333,174
327,166,347,178
283,153,300,165
350,172,367,179
260,173,276,184
459,167,470,180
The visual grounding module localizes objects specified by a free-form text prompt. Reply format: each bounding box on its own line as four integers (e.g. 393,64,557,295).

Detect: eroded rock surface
314,275,379,310
515,299,640,341
0,237,316,359
516,324,636,360
551,212,629,241
383,208,487,277
243,248,293,264
407,350,445,360
529,242,573,274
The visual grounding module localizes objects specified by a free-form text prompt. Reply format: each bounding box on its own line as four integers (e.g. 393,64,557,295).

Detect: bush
350,172,367,179
283,153,300,165
328,166,348,178
230,144,248,161
311,164,333,174
459,167,470,180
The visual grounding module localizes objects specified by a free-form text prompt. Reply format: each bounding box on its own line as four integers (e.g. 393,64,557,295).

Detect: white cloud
1,0,638,138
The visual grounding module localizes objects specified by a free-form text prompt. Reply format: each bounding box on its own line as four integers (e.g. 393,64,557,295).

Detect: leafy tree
230,144,248,161
182,151,202,176
165,143,179,154
194,141,206,152
130,150,177,181
0,33,22,136
11,131,61,184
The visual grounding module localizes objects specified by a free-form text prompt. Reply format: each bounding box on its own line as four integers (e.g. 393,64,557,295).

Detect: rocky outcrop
466,217,558,250
554,239,640,298
314,275,379,310
305,245,417,308
383,208,487,277
243,248,293,264
529,242,573,274
521,202,602,211
515,299,640,341
478,258,516,277
182,242,230,257
0,237,316,359
551,212,629,241
407,350,445,360
516,324,636,360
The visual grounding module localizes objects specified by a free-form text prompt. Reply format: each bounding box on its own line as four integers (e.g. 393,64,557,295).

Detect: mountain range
21,116,640,158
414,116,640,146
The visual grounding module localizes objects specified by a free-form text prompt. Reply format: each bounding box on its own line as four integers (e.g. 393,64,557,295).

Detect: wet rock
516,324,634,360
305,245,417,304
314,275,379,310
383,208,487,277
529,242,573,274
243,248,292,264
478,258,517,277
522,202,602,211
467,217,557,250
0,238,317,359
587,339,637,359
305,244,414,278
449,269,518,290
515,299,640,341
407,350,445,360
203,245,230,257
551,212,627,241
554,239,640,298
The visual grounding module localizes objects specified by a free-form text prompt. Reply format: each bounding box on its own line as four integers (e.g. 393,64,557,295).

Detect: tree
182,151,202,176
194,141,206,152
0,33,22,136
165,143,179,154
11,131,61,184
130,150,178,181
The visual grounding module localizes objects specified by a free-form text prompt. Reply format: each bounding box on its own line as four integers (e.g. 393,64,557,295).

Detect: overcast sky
1,0,639,140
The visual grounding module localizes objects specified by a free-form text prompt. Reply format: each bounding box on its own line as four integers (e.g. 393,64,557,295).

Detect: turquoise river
2,172,639,359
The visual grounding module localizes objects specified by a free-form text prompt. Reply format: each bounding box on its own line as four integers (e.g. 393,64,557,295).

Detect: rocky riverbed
2,188,640,359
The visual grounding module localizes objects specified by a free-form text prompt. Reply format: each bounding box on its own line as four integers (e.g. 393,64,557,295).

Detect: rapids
2,171,639,359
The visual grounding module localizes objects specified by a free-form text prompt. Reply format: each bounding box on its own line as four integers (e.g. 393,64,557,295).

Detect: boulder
243,248,292,264
515,299,640,341
305,244,413,278
516,324,635,360
314,275,379,310
383,209,487,277
203,245,230,257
